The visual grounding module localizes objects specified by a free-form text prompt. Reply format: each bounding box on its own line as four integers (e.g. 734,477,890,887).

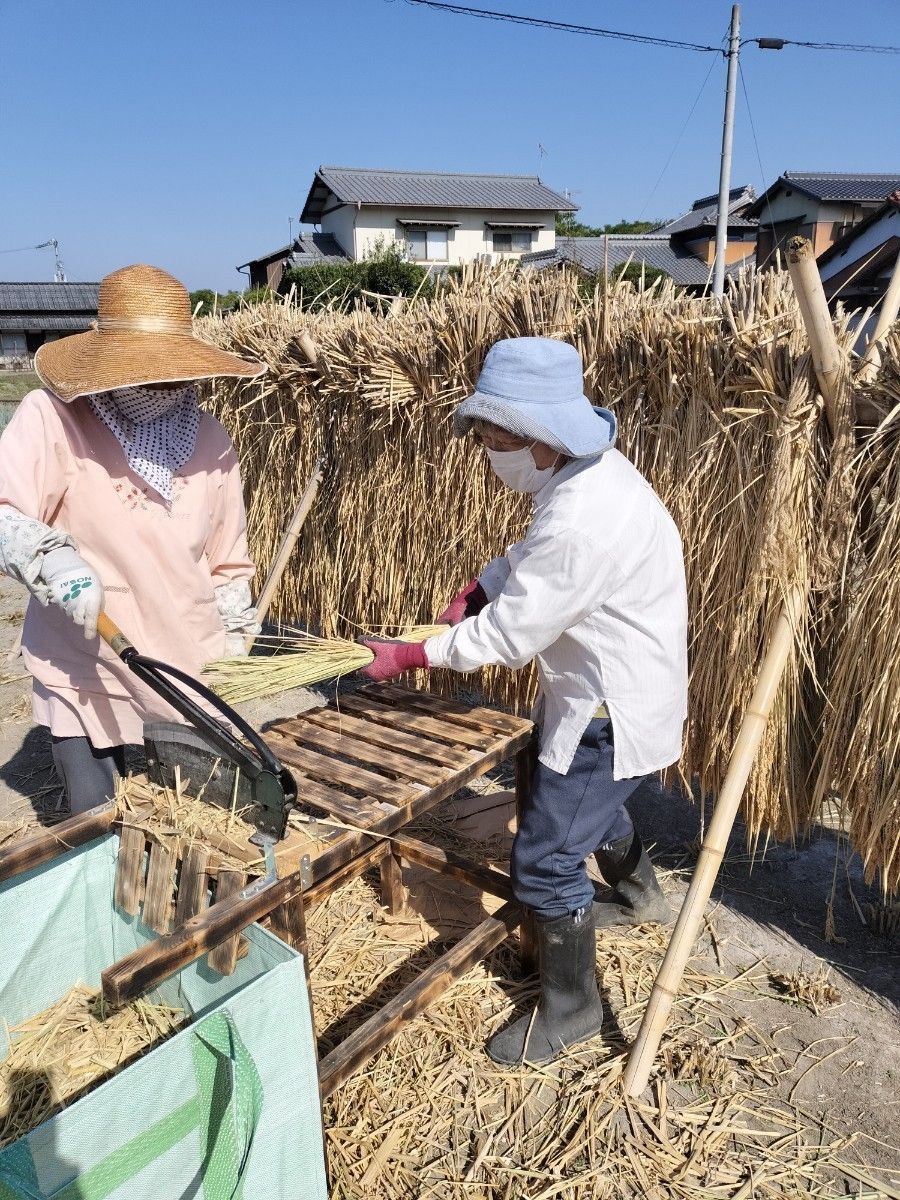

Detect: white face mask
486,444,558,493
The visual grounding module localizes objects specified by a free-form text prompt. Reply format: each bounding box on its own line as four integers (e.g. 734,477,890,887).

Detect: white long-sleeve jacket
425,449,688,779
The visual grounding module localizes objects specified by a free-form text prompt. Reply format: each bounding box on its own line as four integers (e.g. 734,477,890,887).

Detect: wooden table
0,684,535,1098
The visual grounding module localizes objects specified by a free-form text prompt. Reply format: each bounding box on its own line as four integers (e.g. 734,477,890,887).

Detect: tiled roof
0,282,99,312
239,233,349,271
301,166,577,222
817,191,900,268
660,184,757,235
0,314,94,332
288,233,349,267
522,235,745,288
748,172,900,215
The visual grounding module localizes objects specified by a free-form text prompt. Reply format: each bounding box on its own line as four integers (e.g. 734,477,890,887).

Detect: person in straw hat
0,264,264,815
361,337,688,1066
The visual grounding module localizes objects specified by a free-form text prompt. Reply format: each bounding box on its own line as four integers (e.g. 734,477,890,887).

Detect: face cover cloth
486,444,557,494
89,384,200,503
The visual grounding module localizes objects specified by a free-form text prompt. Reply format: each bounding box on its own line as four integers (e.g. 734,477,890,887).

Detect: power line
404,0,723,53
404,0,900,57
637,52,722,222
746,36,900,54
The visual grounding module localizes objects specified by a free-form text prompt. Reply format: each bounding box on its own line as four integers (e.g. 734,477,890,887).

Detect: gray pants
51,736,127,815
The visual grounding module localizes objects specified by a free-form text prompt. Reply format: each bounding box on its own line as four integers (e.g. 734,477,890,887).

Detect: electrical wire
737,61,779,263
403,1,900,57
747,36,900,55
636,52,722,223
404,0,723,53
0,244,45,255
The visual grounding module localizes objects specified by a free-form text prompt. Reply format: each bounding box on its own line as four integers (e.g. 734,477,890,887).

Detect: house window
0,333,27,358
492,229,533,254
406,228,448,262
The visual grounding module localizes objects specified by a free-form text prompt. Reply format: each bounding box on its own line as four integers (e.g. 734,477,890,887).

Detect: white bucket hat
453,337,616,458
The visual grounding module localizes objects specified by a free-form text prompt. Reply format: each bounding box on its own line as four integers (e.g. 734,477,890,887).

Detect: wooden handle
96,611,134,658
246,459,323,650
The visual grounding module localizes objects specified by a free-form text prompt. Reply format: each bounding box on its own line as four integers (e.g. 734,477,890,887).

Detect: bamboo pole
623,586,803,1095
246,459,323,650
623,237,844,1096
857,248,900,384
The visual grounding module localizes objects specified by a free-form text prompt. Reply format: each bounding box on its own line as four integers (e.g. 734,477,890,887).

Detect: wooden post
245,459,323,649
857,248,900,385
514,738,537,974
378,851,406,916
623,236,846,1096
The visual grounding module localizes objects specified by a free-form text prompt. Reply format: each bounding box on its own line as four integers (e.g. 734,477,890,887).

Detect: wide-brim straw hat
453,336,616,459
35,264,265,402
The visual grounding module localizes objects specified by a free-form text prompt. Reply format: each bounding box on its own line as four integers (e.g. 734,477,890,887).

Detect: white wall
324,205,556,264
819,207,899,282
320,204,357,257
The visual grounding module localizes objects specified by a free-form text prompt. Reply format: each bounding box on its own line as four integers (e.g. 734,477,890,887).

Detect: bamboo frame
623,237,845,1096
857,248,900,384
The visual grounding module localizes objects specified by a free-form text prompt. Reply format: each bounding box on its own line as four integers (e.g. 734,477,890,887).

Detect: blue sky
1,0,898,290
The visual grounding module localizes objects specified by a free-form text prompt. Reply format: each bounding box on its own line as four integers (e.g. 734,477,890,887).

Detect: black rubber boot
486,907,605,1065
592,832,672,928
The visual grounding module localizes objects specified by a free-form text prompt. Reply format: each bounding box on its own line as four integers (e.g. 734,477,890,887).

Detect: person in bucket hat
0,264,264,814
361,336,688,1066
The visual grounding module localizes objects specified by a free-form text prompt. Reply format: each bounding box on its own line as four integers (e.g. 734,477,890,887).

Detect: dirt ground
1,573,898,1192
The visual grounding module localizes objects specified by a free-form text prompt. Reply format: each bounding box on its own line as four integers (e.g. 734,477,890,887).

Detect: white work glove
41,546,104,641
224,632,250,657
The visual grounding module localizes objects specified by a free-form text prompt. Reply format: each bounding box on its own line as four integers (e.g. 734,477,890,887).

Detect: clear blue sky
1,0,898,291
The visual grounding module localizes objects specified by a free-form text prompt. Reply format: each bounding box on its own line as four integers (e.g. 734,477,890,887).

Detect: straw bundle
197,266,900,888
0,984,185,1148
203,624,448,704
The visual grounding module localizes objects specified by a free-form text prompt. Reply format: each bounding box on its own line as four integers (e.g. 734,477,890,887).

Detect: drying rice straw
204,624,448,704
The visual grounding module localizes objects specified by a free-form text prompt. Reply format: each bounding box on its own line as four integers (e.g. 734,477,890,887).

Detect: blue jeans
511,718,642,920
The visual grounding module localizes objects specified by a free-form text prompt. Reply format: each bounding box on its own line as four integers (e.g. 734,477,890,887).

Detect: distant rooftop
659,185,757,236
0,282,99,311
748,172,900,215
238,233,348,271
301,166,577,223
522,235,745,289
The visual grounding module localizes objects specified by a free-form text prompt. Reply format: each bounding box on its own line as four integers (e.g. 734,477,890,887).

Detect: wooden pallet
0,684,536,1094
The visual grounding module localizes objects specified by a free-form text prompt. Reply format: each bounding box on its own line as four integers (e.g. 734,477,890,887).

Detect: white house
240,166,576,287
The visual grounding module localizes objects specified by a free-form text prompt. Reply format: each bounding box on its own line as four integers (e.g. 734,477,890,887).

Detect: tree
555,213,663,237
280,238,433,312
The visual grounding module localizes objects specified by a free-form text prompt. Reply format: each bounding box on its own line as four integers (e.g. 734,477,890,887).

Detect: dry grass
0,984,185,1148
197,265,900,891
308,866,884,1198
204,623,448,703
768,969,842,1015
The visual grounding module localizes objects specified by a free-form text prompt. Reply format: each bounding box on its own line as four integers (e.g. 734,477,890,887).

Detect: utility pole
712,4,740,297
36,238,66,282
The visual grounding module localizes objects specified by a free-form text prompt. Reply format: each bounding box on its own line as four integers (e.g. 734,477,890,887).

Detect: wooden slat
303,842,389,909
266,734,421,806
318,902,522,1098
364,683,531,737
143,841,175,934
379,852,406,915
328,692,495,751
392,834,514,902
207,868,247,975
301,704,478,770
0,807,117,885
101,725,534,1007
282,769,386,827
281,719,447,788
174,844,210,928
114,824,147,917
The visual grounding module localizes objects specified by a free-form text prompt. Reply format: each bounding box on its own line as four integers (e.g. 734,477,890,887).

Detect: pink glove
359,638,429,683
436,579,488,626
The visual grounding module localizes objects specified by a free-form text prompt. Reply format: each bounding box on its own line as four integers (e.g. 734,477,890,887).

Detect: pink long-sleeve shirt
0,388,255,747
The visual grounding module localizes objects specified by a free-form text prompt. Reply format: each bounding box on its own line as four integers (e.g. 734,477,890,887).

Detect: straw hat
35,264,265,402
